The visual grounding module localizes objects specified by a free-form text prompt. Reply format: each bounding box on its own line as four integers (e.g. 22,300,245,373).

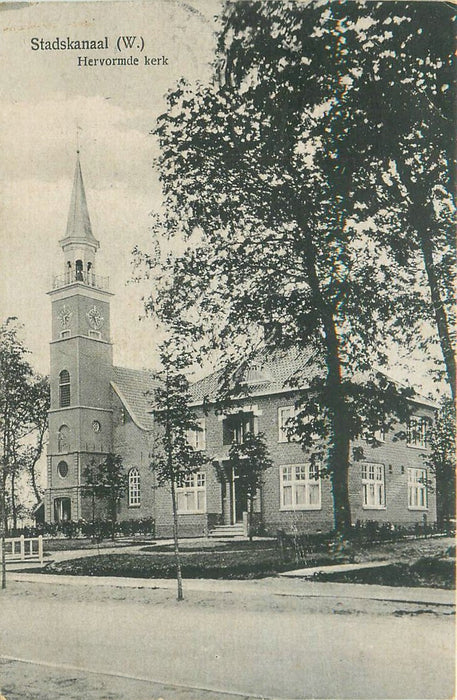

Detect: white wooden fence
3,535,43,565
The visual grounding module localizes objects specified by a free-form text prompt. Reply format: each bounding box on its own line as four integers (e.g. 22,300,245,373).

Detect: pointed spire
65,152,98,244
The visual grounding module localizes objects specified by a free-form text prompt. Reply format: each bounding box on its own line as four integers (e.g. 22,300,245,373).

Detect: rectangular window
177,471,206,513
278,406,295,442
408,468,428,509
407,416,430,449
59,385,70,408
361,462,385,509
187,418,206,450
280,464,321,510
223,412,254,445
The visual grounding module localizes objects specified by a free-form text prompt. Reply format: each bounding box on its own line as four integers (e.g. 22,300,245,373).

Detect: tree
227,432,272,540
136,2,415,533
24,376,50,506
9,375,50,522
0,318,45,588
285,1,456,398
426,397,455,529
151,337,207,600
82,457,101,540
82,454,128,541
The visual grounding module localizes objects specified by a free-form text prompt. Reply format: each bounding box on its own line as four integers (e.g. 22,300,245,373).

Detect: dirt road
0,580,454,699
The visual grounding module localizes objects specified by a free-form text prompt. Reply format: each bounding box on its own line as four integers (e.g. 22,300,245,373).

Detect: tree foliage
300,1,457,397
82,453,128,541
135,1,431,532
426,397,455,527
0,318,49,587
228,431,272,540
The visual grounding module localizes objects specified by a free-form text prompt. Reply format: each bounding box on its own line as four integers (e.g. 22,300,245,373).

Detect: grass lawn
46,543,333,579
313,557,455,589
44,535,455,586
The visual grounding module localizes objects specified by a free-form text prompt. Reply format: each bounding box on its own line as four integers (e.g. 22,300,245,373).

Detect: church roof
189,346,321,405
64,153,99,245
111,366,160,431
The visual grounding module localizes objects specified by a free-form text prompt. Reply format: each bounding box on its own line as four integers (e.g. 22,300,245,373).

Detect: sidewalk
280,559,392,577
9,570,455,607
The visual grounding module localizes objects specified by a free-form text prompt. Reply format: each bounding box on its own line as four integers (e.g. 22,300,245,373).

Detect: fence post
20,535,25,560
38,535,43,564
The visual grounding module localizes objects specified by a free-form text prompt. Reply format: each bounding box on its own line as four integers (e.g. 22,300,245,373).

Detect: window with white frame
407,416,430,449
361,462,385,509
408,468,427,509
128,467,140,507
278,406,295,442
187,418,206,450
280,464,321,510
177,472,206,513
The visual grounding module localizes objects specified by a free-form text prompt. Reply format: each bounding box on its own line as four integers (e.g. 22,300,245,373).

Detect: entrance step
209,523,246,538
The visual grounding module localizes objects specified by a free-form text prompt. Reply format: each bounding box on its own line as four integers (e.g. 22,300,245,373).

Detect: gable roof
189,346,321,405
111,366,160,430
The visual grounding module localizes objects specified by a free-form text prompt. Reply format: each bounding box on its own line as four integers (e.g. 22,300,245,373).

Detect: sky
0,0,446,399
0,0,220,374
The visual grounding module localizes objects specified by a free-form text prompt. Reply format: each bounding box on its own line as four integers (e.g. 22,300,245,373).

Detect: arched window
54,497,71,522
75,259,83,281
59,370,70,407
57,425,70,452
128,468,140,507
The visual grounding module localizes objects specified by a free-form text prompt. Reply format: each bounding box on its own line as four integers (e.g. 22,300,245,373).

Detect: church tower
45,152,114,523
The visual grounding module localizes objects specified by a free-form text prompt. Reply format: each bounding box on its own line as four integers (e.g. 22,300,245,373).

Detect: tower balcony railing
52,271,110,291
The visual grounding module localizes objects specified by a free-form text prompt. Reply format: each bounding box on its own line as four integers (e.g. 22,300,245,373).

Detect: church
44,156,437,536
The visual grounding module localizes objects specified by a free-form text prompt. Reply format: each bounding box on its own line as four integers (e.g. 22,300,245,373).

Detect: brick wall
93,388,436,538
189,393,437,535
111,390,156,523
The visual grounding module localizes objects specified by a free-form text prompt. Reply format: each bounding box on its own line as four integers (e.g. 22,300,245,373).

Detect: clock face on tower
58,305,72,329
86,305,104,330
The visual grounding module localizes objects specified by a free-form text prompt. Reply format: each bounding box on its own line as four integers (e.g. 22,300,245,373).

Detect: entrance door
234,477,248,523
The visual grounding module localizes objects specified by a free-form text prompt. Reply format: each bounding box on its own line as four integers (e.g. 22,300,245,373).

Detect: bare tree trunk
395,161,456,401
248,496,254,542
30,423,47,505
110,497,116,541
1,420,9,590
170,479,183,601
295,210,352,533
30,462,41,505
416,222,456,401
325,338,352,535
1,469,6,590
11,469,17,532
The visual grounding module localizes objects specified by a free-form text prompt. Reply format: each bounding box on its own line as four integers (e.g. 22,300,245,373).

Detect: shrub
8,517,155,540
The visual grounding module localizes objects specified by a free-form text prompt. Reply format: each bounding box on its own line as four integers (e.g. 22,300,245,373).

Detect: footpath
9,569,455,607
7,537,455,608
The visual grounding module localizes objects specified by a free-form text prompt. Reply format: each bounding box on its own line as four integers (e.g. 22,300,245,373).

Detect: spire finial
76,124,82,155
